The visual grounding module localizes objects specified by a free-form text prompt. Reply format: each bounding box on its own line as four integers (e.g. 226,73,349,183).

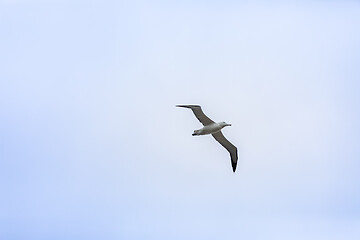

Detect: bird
176,105,238,172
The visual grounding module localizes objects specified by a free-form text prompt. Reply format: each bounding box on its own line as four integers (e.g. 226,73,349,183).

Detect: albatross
176,105,238,172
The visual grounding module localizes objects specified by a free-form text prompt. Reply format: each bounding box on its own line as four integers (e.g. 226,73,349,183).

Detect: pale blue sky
1,0,360,239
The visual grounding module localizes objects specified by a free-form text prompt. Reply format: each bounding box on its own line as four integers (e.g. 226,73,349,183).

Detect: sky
1,0,360,239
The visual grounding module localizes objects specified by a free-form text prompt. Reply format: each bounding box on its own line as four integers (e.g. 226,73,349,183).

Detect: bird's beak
227,123,232,126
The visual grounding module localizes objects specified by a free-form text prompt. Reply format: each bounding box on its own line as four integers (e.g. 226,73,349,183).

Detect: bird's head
220,121,232,127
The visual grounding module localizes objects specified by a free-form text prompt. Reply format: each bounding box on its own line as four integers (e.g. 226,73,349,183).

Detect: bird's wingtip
232,162,237,172
176,104,201,108
176,105,189,108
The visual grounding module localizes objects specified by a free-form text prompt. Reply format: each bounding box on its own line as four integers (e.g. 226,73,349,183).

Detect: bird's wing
212,131,238,172
176,105,215,126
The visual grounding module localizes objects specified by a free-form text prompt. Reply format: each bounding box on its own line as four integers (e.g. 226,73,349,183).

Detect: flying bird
176,105,238,172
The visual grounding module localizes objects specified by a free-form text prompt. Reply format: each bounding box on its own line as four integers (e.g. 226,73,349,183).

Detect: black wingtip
176,104,201,108
176,105,187,108
232,162,237,173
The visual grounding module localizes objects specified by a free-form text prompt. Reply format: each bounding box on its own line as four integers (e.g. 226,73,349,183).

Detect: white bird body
176,104,238,172
193,122,231,136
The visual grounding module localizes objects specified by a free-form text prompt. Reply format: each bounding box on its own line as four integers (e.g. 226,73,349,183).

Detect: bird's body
176,104,238,172
192,122,230,136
